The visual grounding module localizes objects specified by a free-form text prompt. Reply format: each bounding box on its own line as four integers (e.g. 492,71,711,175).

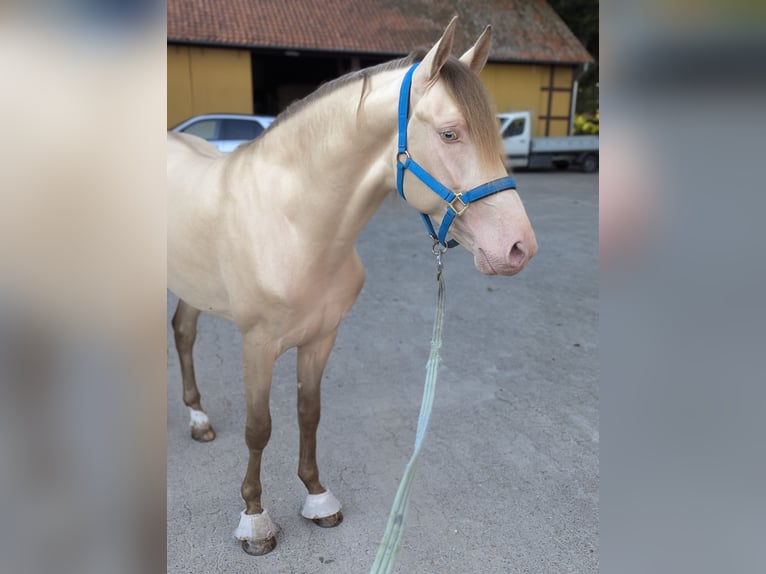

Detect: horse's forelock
437,57,503,168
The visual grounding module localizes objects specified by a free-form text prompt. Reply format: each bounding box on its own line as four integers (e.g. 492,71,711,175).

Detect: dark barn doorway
251,51,394,115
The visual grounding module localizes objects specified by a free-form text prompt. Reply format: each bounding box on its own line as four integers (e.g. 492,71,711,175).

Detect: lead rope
369,241,448,574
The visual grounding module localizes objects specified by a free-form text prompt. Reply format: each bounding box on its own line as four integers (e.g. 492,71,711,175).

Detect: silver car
172,113,275,153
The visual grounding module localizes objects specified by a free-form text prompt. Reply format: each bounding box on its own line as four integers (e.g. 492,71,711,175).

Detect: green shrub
574,109,599,135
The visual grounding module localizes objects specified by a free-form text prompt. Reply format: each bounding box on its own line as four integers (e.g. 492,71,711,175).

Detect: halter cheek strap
396,63,518,248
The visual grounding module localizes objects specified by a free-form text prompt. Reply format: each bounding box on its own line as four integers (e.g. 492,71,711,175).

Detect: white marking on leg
233,509,278,541
301,489,341,519
188,408,209,428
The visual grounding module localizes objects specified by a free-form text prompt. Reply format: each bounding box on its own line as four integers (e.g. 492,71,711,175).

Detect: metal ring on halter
397,150,411,164
431,239,447,256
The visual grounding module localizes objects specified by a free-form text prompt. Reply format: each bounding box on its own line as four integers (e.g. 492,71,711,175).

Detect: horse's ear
459,25,492,74
413,16,458,87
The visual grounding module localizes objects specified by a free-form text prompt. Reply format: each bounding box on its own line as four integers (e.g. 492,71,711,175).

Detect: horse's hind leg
172,299,215,442
296,331,343,528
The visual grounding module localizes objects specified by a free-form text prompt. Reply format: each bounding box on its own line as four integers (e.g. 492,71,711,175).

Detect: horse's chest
274,261,364,348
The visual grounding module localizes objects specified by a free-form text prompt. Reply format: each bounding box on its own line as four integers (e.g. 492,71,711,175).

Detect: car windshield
502,118,525,138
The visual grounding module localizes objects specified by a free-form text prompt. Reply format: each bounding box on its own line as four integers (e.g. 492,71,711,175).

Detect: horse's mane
266,49,502,167
268,53,418,130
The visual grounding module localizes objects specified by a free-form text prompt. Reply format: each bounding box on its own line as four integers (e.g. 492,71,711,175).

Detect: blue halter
396,63,518,248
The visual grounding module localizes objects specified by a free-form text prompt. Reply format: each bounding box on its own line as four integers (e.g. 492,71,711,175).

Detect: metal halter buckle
448,193,469,216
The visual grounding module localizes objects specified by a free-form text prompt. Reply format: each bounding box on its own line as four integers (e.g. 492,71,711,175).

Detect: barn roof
167,0,593,64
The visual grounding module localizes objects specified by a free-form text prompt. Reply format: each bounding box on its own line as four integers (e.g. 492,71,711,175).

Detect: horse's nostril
509,242,526,268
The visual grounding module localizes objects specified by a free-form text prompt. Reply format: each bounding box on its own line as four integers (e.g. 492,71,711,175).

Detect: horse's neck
246,69,403,251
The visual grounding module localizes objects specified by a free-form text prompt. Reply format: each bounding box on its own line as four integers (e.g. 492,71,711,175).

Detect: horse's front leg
297,330,343,527
233,332,279,556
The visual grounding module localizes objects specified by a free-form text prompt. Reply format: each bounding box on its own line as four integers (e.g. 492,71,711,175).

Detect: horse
167,17,537,556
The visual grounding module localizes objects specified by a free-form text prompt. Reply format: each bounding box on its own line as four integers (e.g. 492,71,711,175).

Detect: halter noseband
396,63,518,248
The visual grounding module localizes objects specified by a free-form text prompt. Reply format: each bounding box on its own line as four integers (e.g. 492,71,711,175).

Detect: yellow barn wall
481,63,575,137
167,45,253,128
554,65,573,88
167,46,193,127
549,65,575,136
166,46,577,136
482,63,544,123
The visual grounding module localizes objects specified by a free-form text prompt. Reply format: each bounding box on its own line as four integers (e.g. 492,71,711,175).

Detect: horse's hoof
241,536,276,556
189,409,215,442
312,510,343,528
234,509,278,555
191,425,216,442
301,489,342,526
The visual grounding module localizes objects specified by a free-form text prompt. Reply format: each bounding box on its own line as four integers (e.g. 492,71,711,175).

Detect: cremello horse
167,18,537,555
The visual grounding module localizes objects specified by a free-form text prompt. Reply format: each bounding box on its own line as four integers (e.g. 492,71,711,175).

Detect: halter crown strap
395,64,417,202
395,63,517,248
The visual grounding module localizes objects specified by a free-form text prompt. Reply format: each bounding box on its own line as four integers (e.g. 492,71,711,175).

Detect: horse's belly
167,265,232,318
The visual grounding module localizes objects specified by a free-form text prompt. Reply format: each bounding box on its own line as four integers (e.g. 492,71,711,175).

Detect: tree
548,0,599,114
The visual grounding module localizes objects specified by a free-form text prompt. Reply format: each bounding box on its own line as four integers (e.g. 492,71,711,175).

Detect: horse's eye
440,130,458,142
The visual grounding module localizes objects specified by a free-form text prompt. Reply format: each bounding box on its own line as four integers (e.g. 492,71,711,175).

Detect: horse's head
397,18,537,276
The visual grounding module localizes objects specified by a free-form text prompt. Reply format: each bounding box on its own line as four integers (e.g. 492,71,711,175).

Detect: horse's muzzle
476,235,537,276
